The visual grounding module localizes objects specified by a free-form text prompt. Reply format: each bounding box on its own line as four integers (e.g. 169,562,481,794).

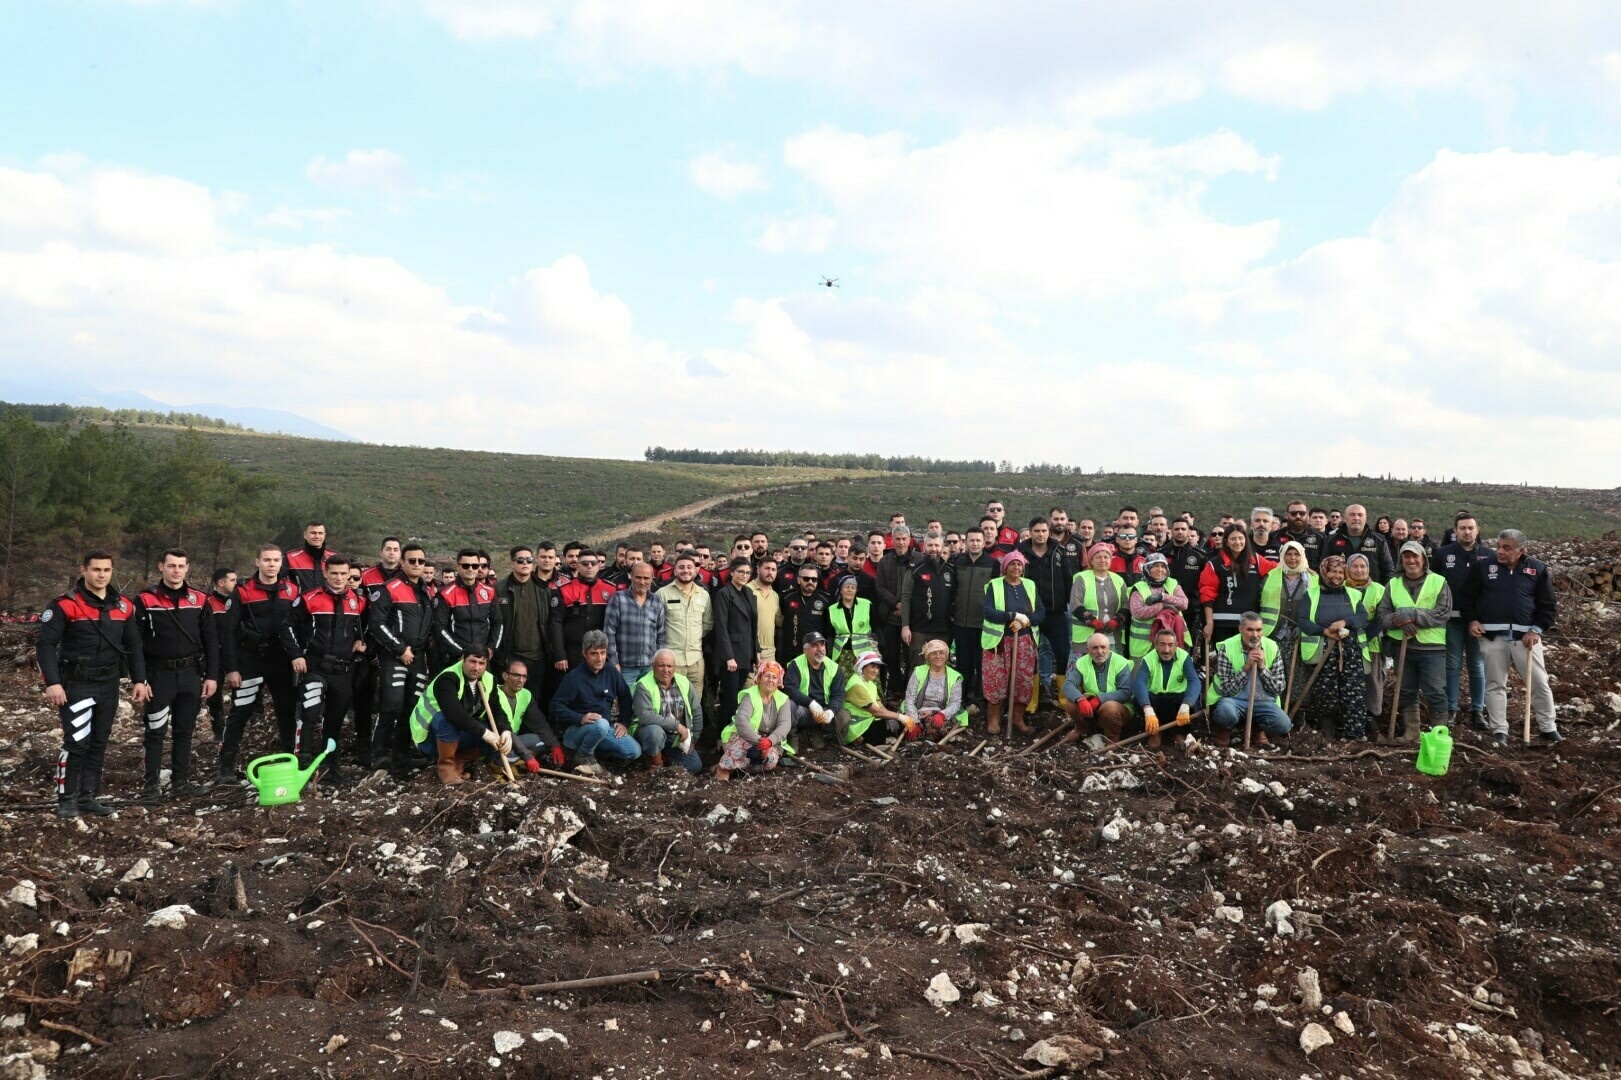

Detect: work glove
1105,619,1118,631
550,745,566,768
1143,709,1159,735
927,712,947,731
885,717,902,735
1176,704,1191,724
1089,619,1106,631
499,731,513,756
1076,697,1097,719
482,730,502,749
756,737,773,754
903,720,921,741
524,757,541,774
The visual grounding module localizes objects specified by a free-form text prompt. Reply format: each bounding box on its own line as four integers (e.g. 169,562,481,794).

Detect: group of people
34,500,1564,817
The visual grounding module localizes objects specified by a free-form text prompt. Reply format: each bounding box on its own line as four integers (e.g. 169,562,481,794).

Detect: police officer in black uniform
221,544,302,780
134,549,220,803
366,542,435,776
432,547,504,671
203,567,235,744
282,555,367,781
36,550,149,818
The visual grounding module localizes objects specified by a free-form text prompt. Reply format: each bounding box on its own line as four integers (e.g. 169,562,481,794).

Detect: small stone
1265,900,1293,927
767,1039,783,1052
439,1018,458,1031
925,972,960,1007
1473,985,1489,1002
120,859,152,884
7,881,37,908
4,935,39,957
1256,984,1278,1000
144,904,196,930
52,923,69,937
1100,822,1122,843
1299,967,1323,1010
603,1018,618,1032
1023,1035,1103,1069
1512,1061,1534,1077
1266,780,1287,797
972,990,1002,1008
532,1029,567,1046
1069,954,1094,985
1300,1022,1334,1056
1239,777,1265,794
1222,823,1244,838
1213,905,1243,924
953,923,988,944
493,1031,525,1055
322,1035,347,1054
1333,1011,1355,1035
377,842,397,858
446,853,469,875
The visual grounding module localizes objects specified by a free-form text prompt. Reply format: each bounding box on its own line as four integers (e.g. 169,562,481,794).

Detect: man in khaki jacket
748,557,782,671
656,554,713,688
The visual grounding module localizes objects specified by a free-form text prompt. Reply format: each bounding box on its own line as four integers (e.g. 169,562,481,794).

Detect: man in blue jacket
549,630,640,776
1460,529,1562,748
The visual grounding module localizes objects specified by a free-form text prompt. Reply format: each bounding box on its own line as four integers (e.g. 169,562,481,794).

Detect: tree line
1,401,246,431
644,446,999,473
0,410,354,601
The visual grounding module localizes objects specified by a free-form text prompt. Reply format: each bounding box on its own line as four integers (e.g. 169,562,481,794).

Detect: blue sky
2,1,1619,485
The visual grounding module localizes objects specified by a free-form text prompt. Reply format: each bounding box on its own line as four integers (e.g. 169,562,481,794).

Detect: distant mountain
1,379,354,441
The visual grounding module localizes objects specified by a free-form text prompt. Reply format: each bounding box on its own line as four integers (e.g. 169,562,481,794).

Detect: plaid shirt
603,590,667,669
1214,640,1287,701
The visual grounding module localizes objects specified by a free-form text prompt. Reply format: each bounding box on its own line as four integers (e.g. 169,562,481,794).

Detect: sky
1,1,1619,485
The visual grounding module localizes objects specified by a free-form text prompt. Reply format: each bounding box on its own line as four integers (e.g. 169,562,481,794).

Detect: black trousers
220,648,297,774
372,653,428,766
143,665,202,786
953,626,983,700
350,658,378,759
296,659,356,764
205,682,227,740
876,623,904,697
56,677,120,802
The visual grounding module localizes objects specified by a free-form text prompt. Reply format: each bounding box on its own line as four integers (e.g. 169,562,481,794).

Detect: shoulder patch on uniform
370,589,383,603
39,608,52,623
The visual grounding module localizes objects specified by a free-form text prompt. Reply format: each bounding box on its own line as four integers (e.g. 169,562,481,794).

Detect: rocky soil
0,602,1617,1079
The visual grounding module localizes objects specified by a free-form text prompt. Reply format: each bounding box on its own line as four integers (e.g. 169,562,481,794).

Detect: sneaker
575,757,609,778
140,784,163,806
174,780,212,797
56,800,80,820
78,795,115,817
1538,729,1564,745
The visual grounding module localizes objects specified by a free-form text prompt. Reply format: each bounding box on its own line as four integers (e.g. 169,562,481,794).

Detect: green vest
632,671,697,736
409,662,496,745
1260,569,1318,638
788,654,838,703
1144,648,1191,696
1385,574,1446,646
494,687,531,732
1071,571,1126,646
1205,636,1280,707
1356,581,1386,658
1298,586,1364,664
721,684,795,755
841,672,882,743
828,599,874,656
1070,652,1134,699
906,665,968,727
1125,578,1189,658
981,578,1041,651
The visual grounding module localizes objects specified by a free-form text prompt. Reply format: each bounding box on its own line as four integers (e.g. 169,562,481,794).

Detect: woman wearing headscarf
902,638,968,737
981,549,1043,736
1260,540,1316,658
1295,554,1369,740
715,660,792,780
827,574,875,678
1199,526,1276,647
1125,551,1189,660
1070,543,1126,655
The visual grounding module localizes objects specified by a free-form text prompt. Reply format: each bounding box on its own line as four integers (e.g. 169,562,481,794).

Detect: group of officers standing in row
34,499,1565,816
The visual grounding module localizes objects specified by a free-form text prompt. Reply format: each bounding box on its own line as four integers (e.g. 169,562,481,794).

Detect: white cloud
689,151,768,199
420,0,555,40
757,214,834,254
253,206,353,231
1601,50,1621,89
305,148,412,193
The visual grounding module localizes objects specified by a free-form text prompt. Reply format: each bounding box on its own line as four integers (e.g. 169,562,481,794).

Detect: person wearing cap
1061,631,1136,742
1070,543,1126,655
828,574,875,678
902,639,968,736
899,529,956,669
981,548,1043,736
838,651,905,745
1125,552,1189,660
1127,627,1202,750
715,660,793,779
1375,540,1453,740
784,631,846,748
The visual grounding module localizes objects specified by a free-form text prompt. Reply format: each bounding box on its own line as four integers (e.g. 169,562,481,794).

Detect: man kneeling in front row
1208,611,1291,747
549,629,641,777
409,647,511,785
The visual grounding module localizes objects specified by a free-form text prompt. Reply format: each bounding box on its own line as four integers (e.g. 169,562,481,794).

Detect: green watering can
1415,725,1453,777
246,739,336,806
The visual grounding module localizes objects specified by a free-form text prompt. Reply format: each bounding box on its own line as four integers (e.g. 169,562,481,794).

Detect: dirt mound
0,620,1618,1078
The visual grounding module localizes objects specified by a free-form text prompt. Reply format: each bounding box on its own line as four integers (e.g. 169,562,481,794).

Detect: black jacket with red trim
282,585,367,662
368,576,435,657
283,544,340,593
359,563,401,589
431,579,503,659
36,581,145,686
547,576,619,663
135,582,220,679
223,576,302,672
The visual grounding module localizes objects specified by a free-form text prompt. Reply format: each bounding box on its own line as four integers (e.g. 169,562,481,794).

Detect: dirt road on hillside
584,486,784,546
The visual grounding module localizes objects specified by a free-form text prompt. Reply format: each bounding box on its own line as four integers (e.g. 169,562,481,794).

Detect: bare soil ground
0,598,1618,1077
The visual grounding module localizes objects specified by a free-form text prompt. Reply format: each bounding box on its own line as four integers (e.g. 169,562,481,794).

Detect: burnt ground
0,604,1618,1079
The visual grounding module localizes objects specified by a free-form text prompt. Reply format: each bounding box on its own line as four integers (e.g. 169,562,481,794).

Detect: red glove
524,757,541,774
1090,619,1106,631
1087,696,1102,713
1105,619,1118,631
549,745,566,768
757,737,773,754
1076,697,1096,719
927,712,947,730
903,723,921,741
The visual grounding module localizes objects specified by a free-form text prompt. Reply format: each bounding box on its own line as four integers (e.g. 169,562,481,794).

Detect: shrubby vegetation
645,446,996,473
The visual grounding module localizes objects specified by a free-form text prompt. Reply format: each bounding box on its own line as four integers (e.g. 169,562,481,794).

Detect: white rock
120,859,152,884
439,1018,458,1030
1239,777,1265,795
1023,1035,1103,1068
1256,984,1278,1001
532,1029,568,1046
953,923,988,944
733,807,751,822
971,990,1002,1008
518,805,586,856
1070,955,1094,985
7,881,37,908
144,904,196,929
446,853,469,875
1266,781,1287,797
925,972,960,1007
603,1018,619,1032
1266,900,1293,926
0,1016,23,1031
52,923,69,937
4,935,38,957
1299,967,1323,1009
322,1035,347,1054
1300,1022,1334,1056
1333,1011,1355,1035
1213,905,1244,924
1275,919,1295,937
705,804,732,825
377,842,397,858
1221,823,1244,838
1100,821,1123,842
493,1031,525,1054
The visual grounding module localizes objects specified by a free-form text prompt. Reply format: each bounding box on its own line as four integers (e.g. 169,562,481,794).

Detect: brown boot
712,766,732,782
1213,727,1232,748
646,752,664,770
435,741,464,786
454,745,483,780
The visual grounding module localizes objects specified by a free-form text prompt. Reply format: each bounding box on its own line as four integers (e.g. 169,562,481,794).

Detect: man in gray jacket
1376,540,1453,740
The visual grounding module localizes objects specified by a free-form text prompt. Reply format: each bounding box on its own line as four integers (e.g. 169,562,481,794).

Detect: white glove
499,730,513,755
482,730,502,749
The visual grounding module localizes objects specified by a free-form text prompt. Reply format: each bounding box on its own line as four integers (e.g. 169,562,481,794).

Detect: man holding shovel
1207,613,1291,747
408,647,508,785
1376,541,1452,741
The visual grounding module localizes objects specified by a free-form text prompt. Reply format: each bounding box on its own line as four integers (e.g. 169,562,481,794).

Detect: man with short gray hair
1208,612,1291,747
875,526,921,695
1460,529,1562,747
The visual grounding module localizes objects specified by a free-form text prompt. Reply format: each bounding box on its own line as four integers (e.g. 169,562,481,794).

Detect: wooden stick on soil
530,765,612,786
1387,635,1409,741
1243,668,1258,750
518,969,661,994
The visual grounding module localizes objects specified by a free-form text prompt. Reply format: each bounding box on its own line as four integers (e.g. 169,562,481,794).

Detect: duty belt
149,654,201,672
62,662,120,681
316,655,356,672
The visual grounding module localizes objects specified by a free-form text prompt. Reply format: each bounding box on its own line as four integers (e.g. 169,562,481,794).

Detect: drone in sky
819,277,839,288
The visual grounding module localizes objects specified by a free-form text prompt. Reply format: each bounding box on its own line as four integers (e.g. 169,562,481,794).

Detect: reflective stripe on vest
1125,578,1187,658
1145,648,1191,696
1071,652,1134,698
1071,571,1125,645
1205,636,1280,706
981,578,1041,651
632,671,696,736
409,663,495,745
828,599,874,655
1385,574,1446,646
